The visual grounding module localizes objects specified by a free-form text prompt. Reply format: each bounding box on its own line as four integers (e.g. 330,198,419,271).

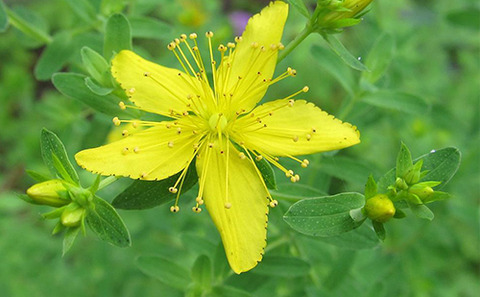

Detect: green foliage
103,13,132,60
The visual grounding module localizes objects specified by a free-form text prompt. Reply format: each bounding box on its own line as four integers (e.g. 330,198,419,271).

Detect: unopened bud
363,194,396,223
404,168,421,185
26,180,70,207
318,0,373,29
60,204,86,227
409,185,434,201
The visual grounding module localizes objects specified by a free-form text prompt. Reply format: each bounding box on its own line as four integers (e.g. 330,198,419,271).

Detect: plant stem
98,176,119,190
277,24,314,63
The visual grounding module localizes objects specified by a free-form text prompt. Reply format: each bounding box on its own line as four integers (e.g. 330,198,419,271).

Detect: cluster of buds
315,0,373,30
26,180,92,233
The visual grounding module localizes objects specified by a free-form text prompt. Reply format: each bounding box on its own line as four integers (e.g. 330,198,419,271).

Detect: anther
286,170,294,178
301,159,310,168
306,134,312,141
218,44,226,52
119,101,126,110
234,36,242,43
122,130,129,137
288,99,295,107
112,117,121,126
132,121,138,128
270,43,277,50
292,135,299,142
182,111,189,116
174,38,180,44
206,31,214,38
255,155,263,161
167,42,176,50
278,43,285,50
143,72,150,77
224,202,232,209
302,86,309,92
133,147,139,153
294,174,300,182
170,205,180,213
128,87,135,94
176,127,182,134
290,176,297,183
251,42,259,49
141,172,148,179
189,33,197,39
180,33,187,40
169,187,178,193
121,147,129,155
192,206,202,213
227,42,235,48
196,197,204,205
312,128,317,133
168,141,174,148
238,152,246,159
269,200,279,208
208,143,214,148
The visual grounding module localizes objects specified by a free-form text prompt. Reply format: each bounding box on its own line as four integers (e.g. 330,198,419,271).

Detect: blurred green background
0,0,478,296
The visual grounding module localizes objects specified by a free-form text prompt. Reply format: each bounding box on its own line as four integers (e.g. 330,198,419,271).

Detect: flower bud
26,180,70,207
395,177,408,190
61,204,86,227
409,185,434,201
318,0,373,28
404,168,420,185
363,194,396,223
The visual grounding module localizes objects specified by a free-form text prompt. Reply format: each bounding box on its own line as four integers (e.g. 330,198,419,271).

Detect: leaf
361,90,429,115
378,147,461,193
209,286,252,297
256,157,277,189
85,77,113,95
446,8,480,31
104,13,132,60
86,196,131,247
323,250,356,290
364,175,377,199
130,16,173,40
0,0,8,32
283,192,365,237
52,72,135,117
180,233,216,258
5,6,51,44
35,32,74,81
316,223,380,250
25,169,51,182
362,33,395,83
63,0,96,23
271,183,327,202
251,256,311,277
314,155,375,186
396,142,412,178
191,255,212,290
136,255,191,290
112,163,197,209
40,128,79,184
286,0,310,18
311,45,355,96
81,46,111,86
408,203,434,221
322,34,368,71
62,226,80,256
372,221,386,240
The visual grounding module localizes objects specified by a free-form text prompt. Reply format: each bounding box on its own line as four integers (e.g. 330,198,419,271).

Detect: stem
5,7,52,44
277,24,314,63
98,176,119,190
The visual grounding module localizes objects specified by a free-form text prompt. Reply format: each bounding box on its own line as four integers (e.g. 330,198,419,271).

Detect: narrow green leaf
212,243,230,280
422,191,450,204
136,256,191,290
191,255,212,290
25,169,51,182
283,192,365,237
81,46,111,86
311,45,355,96
286,0,310,18
112,163,197,209
323,250,356,290
362,33,395,83
40,128,79,184
372,221,386,240
52,154,75,184
86,196,131,247
104,13,132,60
52,72,135,117
209,286,252,297
322,34,368,71
408,203,434,221
378,147,461,193
180,233,216,258
317,223,380,250
101,0,127,16
34,32,74,80
365,175,377,199
63,0,96,23
62,227,80,256
5,7,51,44
313,155,374,186
85,77,114,95
446,8,480,31
252,256,311,277
396,142,412,178
256,157,276,189
361,90,429,115
271,183,327,202
130,16,173,40
0,0,8,32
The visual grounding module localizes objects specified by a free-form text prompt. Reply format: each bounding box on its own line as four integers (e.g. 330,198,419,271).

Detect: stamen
170,205,180,213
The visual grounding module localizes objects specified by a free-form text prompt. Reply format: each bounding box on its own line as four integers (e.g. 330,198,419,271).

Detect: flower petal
112,50,201,116
218,1,288,113
233,99,360,156
75,119,200,180
196,140,269,274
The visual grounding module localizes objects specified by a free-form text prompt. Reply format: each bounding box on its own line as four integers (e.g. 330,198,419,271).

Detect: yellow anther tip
303,86,309,92
169,187,178,194
189,33,197,39
227,42,235,48
225,202,232,209
112,117,121,126
206,31,214,38
192,206,202,213
119,101,126,110
269,200,279,208
170,205,180,213
167,42,176,50
180,33,187,40
121,130,129,137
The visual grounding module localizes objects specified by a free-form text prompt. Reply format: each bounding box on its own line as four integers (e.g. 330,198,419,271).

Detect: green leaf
271,182,327,202
322,34,368,71
286,0,310,18
5,6,51,44
86,196,131,247
85,77,114,95
256,157,276,190
25,169,51,182
408,203,434,221
62,226,80,256
180,233,216,258
378,147,461,193
35,32,74,81
283,192,365,237
364,175,377,199
63,0,96,23
136,255,191,290
362,33,395,83
104,13,132,60
0,0,8,32
323,250,356,290
316,223,380,250
40,128,79,184
81,46,111,86
209,286,252,297
191,255,212,290
101,0,127,16
112,163,197,209
372,221,386,240
361,90,429,115
446,8,480,31
52,72,135,117
252,256,311,277
130,16,173,40
311,45,355,96
314,155,374,186
396,142,412,178
423,191,450,204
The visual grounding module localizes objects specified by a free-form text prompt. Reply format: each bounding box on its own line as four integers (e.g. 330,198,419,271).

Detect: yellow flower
75,1,360,273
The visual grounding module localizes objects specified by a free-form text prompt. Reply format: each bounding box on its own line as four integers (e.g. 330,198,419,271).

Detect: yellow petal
218,1,288,113
112,50,200,116
75,119,200,180
233,99,360,156
196,140,269,274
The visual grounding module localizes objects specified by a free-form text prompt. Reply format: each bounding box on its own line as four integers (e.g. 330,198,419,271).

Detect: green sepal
81,46,112,87
136,256,192,291
422,191,450,204
349,207,367,223
372,221,386,241
396,142,413,179
393,208,406,219
42,206,67,219
408,203,434,221
52,221,66,235
0,0,8,32
34,32,74,81
85,77,114,95
364,175,377,199
191,255,212,291
25,169,51,182
62,226,81,256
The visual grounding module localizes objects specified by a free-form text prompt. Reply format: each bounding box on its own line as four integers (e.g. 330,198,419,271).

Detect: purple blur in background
229,11,251,35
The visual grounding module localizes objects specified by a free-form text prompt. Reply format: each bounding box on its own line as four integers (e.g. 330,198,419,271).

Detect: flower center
208,113,228,132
